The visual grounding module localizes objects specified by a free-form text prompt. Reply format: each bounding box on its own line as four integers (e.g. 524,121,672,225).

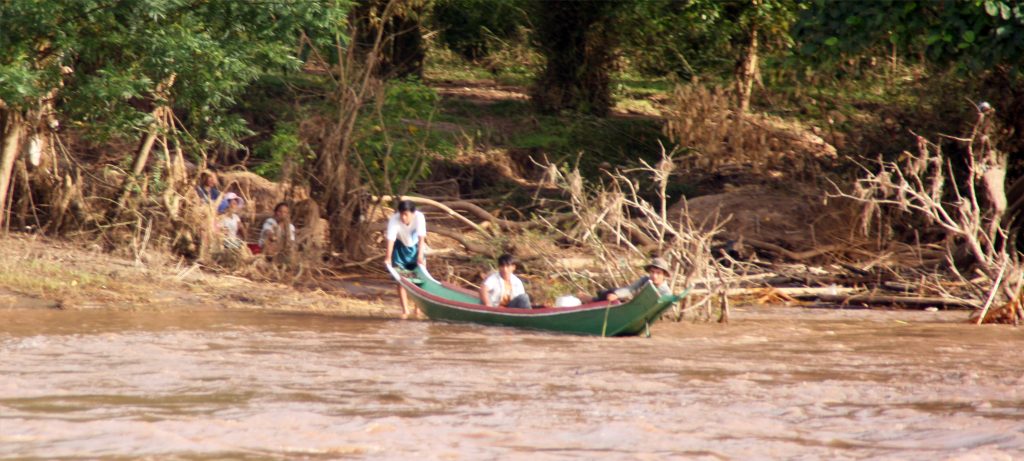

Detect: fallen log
689,286,860,297
719,233,845,261
393,195,494,236
430,227,492,255
794,293,979,309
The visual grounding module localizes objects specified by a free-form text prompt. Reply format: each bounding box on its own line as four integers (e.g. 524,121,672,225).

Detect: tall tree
530,0,623,116
728,0,798,113
615,0,799,112
353,0,427,79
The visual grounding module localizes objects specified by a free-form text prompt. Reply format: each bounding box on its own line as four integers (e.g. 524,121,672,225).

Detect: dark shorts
505,294,531,309
391,240,419,271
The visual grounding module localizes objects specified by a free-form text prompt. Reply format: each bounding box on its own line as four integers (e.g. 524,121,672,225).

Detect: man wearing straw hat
589,256,672,303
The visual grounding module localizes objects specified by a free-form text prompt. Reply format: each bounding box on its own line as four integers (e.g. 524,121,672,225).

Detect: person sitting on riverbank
196,170,228,213
589,257,672,303
479,254,531,309
385,200,428,319
217,192,246,250
258,202,296,256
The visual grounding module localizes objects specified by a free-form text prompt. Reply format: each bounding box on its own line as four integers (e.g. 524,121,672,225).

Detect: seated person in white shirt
479,254,531,309
259,202,296,255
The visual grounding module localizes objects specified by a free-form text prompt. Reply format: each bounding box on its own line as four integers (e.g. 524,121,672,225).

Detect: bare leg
398,286,412,319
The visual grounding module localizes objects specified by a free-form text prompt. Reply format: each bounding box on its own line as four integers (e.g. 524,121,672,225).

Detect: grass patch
508,115,670,173
0,258,114,299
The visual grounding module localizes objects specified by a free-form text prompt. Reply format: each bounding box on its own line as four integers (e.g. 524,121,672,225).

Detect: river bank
0,235,394,317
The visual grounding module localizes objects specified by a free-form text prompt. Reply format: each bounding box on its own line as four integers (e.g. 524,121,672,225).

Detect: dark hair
497,253,516,267
397,200,416,213
274,202,290,213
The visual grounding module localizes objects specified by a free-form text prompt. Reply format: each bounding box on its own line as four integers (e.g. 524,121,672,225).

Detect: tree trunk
353,0,426,79
531,0,620,116
735,21,759,113
0,111,26,231
131,126,160,177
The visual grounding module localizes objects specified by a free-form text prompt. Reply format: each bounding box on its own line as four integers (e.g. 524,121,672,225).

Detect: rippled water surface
2,307,1023,460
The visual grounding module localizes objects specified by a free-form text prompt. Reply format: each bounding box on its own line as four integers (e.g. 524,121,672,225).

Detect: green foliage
431,0,529,61
616,0,800,80
617,0,732,79
353,80,455,195
1,0,352,150
795,0,1024,72
509,115,670,177
253,123,310,180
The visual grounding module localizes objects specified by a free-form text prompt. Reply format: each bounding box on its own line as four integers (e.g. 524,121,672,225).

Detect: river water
1,306,1023,460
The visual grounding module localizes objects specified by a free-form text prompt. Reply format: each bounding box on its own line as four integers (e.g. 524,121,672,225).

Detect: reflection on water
1,307,1023,459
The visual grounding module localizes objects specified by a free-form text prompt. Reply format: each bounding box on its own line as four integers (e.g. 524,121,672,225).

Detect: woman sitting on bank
590,257,672,303
479,254,531,309
217,192,246,250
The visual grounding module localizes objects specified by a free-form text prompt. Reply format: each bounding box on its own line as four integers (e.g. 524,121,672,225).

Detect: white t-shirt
482,272,526,307
386,211,426,247
220,214,241,239
259,218,296,246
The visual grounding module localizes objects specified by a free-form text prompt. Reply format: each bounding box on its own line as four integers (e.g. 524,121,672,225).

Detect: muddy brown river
1,306,1023,459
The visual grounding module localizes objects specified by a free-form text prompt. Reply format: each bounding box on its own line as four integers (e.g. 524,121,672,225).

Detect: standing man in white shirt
385,200,428,319
479,254,531,309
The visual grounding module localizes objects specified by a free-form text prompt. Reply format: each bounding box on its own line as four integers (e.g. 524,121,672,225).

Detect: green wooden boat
388,266,687,336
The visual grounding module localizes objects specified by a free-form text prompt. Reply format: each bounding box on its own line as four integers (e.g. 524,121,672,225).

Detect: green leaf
824,36,839,47
963,30,976,43
985,0,999,16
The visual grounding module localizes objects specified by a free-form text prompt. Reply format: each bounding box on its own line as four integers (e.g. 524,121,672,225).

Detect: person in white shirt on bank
385,200,428,319
217,192,245,250
259,202,296,256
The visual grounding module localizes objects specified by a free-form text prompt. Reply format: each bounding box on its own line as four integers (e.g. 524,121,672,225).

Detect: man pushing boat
385,200,428,319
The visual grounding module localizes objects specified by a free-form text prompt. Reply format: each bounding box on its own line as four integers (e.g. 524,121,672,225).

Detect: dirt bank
0,235,395,317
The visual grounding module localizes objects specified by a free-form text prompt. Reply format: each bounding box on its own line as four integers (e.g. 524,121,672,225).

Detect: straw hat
644,257,671,275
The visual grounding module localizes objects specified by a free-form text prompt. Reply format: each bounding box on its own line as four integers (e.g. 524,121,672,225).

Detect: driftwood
430,227,492,255
391,195,493,235
390,195,571,235
796,293,979,309
689,286,859,297
719,232,845,261
414,197,528,230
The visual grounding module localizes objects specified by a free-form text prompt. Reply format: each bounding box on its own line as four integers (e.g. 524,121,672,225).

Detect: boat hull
391,267,683,336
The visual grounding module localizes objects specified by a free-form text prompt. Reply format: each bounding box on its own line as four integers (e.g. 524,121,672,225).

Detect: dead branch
531,144,742,321
802,293,979,309
431,227,492,255
832,105,1023,322
386,195,494,236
